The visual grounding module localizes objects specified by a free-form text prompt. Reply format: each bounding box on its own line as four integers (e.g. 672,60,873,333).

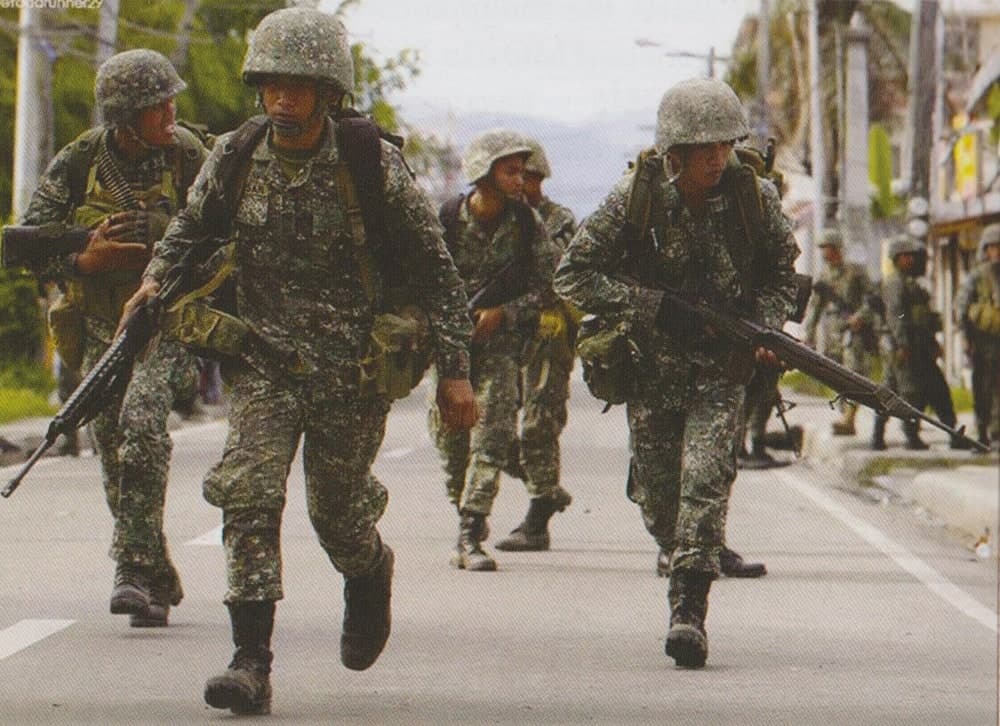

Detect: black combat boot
204,600,275,715
903,421,929,450
977,425,990,449
719,547,767,578
871,415,888,451
341,544,394,671
450,511,497,571
496,488,572,551
740,438,785,469
760,426,804,452
129,566,183,628
109,563,150,616
664,571,712,668
949,433,974,450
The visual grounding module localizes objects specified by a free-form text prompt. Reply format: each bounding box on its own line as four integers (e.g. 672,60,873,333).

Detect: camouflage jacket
881,271,940,354
803,261,877,347
446,197,557,355
955,261,1000,344
146,118,472,387
536,196,577,252
554,169,799,398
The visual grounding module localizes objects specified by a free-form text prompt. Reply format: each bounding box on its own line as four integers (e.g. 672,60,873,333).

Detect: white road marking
0,619,74,660
774,469,998,634
186,524,222,546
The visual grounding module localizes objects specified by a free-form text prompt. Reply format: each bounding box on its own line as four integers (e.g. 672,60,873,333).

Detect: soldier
495,137,575,552
430,129,556,572
874,233,968,450
122,8,476,714
21,49,207,627
955,223,1000,449
803,228,878,436
554,78,800,668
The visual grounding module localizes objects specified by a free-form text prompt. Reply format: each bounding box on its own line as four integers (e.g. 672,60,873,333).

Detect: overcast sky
324,0,755,123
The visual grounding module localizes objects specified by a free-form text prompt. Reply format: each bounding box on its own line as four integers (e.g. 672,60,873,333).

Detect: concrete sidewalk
793,392,999,554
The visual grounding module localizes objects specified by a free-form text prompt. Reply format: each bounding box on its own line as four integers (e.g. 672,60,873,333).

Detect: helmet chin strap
267,85,331,139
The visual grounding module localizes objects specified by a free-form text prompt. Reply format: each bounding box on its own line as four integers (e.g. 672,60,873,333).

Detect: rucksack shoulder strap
65,127,106,208
438,193,466,250
208,115,271,234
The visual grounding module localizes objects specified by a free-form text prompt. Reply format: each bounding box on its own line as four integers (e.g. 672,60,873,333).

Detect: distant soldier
875,234,969,450
954,224,1000,449
431,129,557,572
804,228,878,436
21,49,207,628
555,78,800,668
496,137,575,553
124,8,476,714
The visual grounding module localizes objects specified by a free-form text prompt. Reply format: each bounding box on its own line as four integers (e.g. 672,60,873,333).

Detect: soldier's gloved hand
104,209,171,245
537,308,566,340
75,220,151,274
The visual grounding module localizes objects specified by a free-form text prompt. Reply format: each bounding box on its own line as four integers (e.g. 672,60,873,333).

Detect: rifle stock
659,285,989,453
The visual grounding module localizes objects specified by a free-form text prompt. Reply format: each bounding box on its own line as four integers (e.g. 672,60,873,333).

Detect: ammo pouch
162,299,248,359
360,304,433,400
575,315,637,409
47,292,85,371
968,302,1000,335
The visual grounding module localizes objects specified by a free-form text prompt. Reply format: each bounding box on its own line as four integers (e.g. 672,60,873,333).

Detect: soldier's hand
104,210,170,245
436,377,478,431
472,307,505,343
117,276,160,337
895,347,911,365
847,314,864,332
76,220,151,274
754,346,783,369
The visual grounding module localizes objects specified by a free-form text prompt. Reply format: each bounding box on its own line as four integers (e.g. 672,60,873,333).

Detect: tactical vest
968,267,1000,336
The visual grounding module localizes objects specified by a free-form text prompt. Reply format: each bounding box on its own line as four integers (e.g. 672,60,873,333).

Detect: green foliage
868,124,899,219
780,370,835,399
0,388,56,424
0,270,43,364
0,358,54,393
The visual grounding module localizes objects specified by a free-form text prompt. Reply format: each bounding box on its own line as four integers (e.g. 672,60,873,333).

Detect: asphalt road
1,378,996,725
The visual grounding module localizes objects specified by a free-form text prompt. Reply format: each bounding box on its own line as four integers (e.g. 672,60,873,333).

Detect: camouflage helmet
462,129,532,185
524,137,552,179
95,49,186,127
979,223,1000,259
242,7,354,95
817,229,844,249
654,78,749,153
887,233,924,259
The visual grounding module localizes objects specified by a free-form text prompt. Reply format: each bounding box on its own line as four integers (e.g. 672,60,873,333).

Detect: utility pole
93,0,120,125
904,0,939,208
755,0,771,143
806,0,825,277
12,6,44,219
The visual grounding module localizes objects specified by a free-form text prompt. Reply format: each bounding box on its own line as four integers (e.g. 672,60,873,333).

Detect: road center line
186,524,222,546
0,619,74,660
774,469,997,633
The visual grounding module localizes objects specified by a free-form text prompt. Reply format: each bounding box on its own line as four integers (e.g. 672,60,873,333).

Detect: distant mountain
398,101,659,220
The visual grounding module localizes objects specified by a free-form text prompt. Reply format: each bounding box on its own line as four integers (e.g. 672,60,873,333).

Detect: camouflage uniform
429,197,553,514
21,49,205,621
555,78,799,668
147,118,472,600
954,226,1000,447
515,195,577,500
877,235,960,449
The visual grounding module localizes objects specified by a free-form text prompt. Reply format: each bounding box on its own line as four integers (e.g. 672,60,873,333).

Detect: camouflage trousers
970,341,1000,438
430,350,521,515
203,365,390,603
513,339,573,498
626,377,744,577
739,368,781,444
82,319,198,579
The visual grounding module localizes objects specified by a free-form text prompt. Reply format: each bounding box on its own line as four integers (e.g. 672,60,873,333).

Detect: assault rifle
466,254,533,313
3,246,206,498
1,223,90,269
658,284,989,453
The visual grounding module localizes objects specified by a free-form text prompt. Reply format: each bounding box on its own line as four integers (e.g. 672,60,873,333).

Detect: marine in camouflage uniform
554,79,799,668
803,228,878,436
429,129,556,572
954,224,1000,449
126,9,475,715
874,233,966,450
495,137,575,553
21,49,206,628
